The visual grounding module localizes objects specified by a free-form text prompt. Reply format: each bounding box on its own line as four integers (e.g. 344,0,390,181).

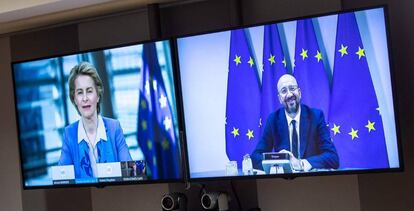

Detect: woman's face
74,75,99,119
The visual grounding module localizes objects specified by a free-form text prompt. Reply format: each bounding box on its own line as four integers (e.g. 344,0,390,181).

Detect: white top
78,115,108,177
284,107,312,171
284,107,301,157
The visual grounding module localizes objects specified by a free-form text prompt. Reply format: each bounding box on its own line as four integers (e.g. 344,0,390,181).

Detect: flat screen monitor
176,6,402,180
13,40,183,188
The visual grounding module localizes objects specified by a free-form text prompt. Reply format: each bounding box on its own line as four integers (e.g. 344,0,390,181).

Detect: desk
190,168,347,179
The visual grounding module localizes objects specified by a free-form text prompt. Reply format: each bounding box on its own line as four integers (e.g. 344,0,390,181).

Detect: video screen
13,40,182,188
177,7,401,179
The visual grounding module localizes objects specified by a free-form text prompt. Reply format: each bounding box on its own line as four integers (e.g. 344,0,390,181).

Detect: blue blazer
58,117,132,178
252,104,339,170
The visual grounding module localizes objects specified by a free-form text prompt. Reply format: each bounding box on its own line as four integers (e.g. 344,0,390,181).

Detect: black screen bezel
173,5,404,182
11,38,186,190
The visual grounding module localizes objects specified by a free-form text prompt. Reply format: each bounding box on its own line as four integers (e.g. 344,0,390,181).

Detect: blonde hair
68,62,104,114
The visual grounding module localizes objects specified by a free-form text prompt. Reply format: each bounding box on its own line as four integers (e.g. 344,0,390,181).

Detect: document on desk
52,165,75,181
97,162,122,178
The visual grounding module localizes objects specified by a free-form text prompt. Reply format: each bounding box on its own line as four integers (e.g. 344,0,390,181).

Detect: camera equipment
161,192,187,211
200,192,229,211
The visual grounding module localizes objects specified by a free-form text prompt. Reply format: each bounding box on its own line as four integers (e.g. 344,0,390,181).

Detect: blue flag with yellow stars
294,19,330,118
225,29,261,168
260,24,288,133
328,12,389,169
137,42,181,179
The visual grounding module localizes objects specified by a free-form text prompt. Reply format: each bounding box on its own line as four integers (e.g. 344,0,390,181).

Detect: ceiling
0,0,181,35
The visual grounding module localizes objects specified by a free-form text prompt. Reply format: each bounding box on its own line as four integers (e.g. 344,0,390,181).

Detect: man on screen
252,74,339,172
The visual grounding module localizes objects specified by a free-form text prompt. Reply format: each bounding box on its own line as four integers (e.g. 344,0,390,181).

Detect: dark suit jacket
252,104,339,170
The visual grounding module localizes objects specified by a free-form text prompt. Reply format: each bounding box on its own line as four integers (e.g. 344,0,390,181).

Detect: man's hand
279,149,303,171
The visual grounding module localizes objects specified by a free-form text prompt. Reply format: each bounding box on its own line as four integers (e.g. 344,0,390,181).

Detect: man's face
277,75,301,114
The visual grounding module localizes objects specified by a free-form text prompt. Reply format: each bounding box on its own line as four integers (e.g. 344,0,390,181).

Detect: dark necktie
291,120,299,158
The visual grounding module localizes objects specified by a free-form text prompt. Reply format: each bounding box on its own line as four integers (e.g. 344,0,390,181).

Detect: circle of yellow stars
330,111,378,141
229,44,370,144
233,45,366,73
230,127,255,141
233,53,290,72
233,55,256,68
338,44,366,59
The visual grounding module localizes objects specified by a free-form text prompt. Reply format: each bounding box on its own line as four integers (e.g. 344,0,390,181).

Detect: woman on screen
58,62,132,179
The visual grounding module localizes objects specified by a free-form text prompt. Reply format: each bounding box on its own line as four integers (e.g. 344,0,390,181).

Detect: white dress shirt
78,115,108,177
284,107,312,172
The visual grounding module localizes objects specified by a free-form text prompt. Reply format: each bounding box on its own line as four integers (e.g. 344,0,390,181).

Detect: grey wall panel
45,188,92,211
22,190,47,211
78,11,150,51
22,188,93,211
257,176,361,211
91,184,169,211
0,36,23,211
160,0,235,37
10,24,79,62
160,0,341,38
242,0,342,25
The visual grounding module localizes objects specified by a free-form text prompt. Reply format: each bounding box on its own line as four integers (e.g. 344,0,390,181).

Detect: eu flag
137,42,181,179
225,29,261,167
328,12,389,168
260,24,288,132
294,19,330,118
